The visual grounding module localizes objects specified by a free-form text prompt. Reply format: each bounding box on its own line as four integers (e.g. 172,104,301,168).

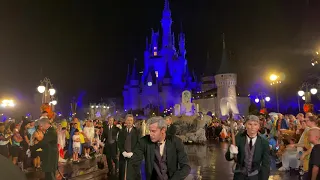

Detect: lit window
153,52,157,56
153,47,157,50
155,71,158,78
147,82,152,86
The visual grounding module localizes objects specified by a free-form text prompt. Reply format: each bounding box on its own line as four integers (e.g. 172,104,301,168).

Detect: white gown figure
220,97,239,116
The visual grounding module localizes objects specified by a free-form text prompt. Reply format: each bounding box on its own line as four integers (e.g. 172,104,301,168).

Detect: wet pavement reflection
26,140,296,180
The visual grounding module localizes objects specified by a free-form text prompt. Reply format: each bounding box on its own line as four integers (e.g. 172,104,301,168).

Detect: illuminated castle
123,0,250,116
123,0,198,112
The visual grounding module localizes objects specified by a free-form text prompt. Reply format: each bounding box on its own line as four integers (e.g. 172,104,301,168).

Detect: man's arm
127,138,145,180
259,139,271,180
118,130,125,153
312,165,319,180
170,137,191,180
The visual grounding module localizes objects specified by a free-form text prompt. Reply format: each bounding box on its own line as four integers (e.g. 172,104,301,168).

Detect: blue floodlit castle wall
123,0,198,112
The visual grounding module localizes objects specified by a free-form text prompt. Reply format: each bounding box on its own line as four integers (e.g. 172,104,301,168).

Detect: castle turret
214,33,239,117
161,0,173,48
201,52,215,91
151,29,159,56
129,58,140,110
179,23,186,58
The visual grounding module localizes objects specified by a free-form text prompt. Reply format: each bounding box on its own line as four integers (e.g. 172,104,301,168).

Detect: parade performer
118,114,140,180
225,115,270,180
127,116,191,180
35,118,58,180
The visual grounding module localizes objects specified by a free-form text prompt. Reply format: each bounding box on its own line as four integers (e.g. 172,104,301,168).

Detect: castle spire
164,0,170,10
216,33,232,74
125,64,130,84
203,51,213,76
130,58,139,80
161,0,172,48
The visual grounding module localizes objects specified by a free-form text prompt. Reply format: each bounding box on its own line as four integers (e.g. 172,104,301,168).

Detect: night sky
0,0,319,108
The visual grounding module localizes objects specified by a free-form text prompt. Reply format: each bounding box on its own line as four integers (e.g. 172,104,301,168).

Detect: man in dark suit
128,116,191,180
165,116,176,136
225,115,270,180
102,116,120,175
36,118,58,180
118,114,140,180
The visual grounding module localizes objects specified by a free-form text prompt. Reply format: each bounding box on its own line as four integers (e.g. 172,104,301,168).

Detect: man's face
30,122,35,127
43,122,50,130
245,121,260,135
149,123,165,142
165,118,172,125
126,117,133,128
108,118,114,125
308,130,319,144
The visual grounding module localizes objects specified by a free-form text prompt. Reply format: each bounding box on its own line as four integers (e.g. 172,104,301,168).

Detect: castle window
153,47,157,50
155,71,158,78
147,82,152,86
153,51,158,56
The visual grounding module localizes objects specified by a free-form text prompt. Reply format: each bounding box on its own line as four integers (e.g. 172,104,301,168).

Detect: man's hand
122,151,128,157
127,152,133,158
229,144,238,155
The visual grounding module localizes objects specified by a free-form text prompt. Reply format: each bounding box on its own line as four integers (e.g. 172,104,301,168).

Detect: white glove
122,151,128,157
229,144,238,155
127,152,133,158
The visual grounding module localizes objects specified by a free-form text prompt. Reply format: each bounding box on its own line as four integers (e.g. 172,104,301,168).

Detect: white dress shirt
247,136,257,146
159,140,166,156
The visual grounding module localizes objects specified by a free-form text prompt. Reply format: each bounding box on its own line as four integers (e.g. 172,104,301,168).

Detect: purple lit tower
123,0,198,112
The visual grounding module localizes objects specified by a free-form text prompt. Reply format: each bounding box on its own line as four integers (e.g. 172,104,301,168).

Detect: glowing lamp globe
255,98,259,103
310,88,318,95
265,97,271,102
49,88,56,96
298,90,305,97
37,85,45,93
51,100,57,105
302,96,306,101
269,74,278,81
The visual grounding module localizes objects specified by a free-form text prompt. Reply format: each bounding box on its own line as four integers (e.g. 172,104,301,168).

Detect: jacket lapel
148,137,155,174
253,136,262,162
239,134,246,164
165,138,173,170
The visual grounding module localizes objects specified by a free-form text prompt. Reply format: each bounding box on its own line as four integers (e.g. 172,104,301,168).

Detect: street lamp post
269,73,282,112
37,77,57,110
298,82,318,113
254,92,271,109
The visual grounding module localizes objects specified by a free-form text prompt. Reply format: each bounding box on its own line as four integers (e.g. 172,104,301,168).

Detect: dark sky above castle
0,0,319,104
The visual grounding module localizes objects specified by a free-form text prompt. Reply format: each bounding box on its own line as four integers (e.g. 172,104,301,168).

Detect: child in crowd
72,129,81,162
306,128,320,180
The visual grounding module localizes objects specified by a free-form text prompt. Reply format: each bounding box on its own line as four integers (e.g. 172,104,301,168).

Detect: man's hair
37,118,50,126
165,116,172,121
309,116,318,124
125,114,134,121
108,116,114,120
42,111,48,114
147,116,167,130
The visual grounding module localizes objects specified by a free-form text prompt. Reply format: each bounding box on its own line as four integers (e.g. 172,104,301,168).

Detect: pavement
26,140,297,180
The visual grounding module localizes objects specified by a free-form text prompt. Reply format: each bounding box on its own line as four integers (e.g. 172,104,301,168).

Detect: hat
245,115,259,123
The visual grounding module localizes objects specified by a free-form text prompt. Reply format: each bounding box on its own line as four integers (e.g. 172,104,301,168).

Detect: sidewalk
25,156,109,180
